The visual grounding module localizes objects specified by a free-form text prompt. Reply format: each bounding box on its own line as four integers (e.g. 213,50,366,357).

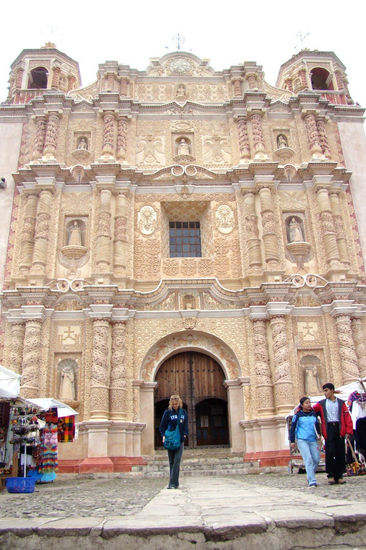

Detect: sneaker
309,484,317,488
328,478,335,485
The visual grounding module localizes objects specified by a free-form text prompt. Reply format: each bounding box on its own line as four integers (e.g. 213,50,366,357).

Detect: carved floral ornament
48,278,85,292
284,273,328,288
137,205,158,235
215,205,234,234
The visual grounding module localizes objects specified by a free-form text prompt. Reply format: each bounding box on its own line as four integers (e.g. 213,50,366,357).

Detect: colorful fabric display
57,416,75,442
44,408,58,424
38,423,58,482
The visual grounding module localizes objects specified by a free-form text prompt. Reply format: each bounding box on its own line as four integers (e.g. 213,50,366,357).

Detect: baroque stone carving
137,206,157,235
21,320,42,398
252,320,275,415
215,205,234,234
334,314,359,383
110,322,127,420
89,319,110,419
203,135,231,164
136,135,165,165
270,316,294,413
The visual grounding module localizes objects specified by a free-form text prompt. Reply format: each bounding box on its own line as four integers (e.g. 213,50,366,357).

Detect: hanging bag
163,409,182,451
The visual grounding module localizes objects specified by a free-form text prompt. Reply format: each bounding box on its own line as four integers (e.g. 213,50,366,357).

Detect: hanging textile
57,416,75,442
38,408,58,482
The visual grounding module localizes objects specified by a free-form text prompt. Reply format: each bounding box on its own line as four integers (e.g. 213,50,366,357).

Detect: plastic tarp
25,398,78,418
0,365,21,399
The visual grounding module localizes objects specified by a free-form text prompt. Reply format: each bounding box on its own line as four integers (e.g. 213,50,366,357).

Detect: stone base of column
240,416,288,459
244,449,290,467
78,457,114,473
58,457,147,474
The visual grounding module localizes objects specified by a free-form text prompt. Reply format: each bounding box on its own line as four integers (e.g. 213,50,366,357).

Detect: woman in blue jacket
159,394,188,489
290,396,321,488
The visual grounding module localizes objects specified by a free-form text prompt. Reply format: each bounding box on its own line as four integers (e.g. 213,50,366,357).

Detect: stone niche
61,217,88,260
283,213,311,268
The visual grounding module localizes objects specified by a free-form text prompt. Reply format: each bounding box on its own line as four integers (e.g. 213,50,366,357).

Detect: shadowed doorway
154,351,229,448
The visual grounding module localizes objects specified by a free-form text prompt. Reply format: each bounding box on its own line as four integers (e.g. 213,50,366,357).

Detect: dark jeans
167,442,184,487
325,422,346,481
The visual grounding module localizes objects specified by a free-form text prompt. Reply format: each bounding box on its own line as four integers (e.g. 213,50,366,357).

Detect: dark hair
322,383,335,391
299,396,310,407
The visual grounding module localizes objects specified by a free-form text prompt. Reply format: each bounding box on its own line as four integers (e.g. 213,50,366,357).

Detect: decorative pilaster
32,115,47,160
243,192,262,269
95,189,112,273
258,186,280,266
252,319,275,415
303,112,323,159
236,117,251,161
101,111,116,158
329,192,349,266
9,323,25,374
270,315,294,413
116,116,128,162
352,317,366,378
250,111,267,159
246,73,258,90
334,314,359,383
43,111,61,160
21,320,43,398
113,193,128,277
109,321,127,420
90,319,110,419
51,65,61,89
316,187,340,268
31,189,53,276
19,193,38,275
120,77,129,96
231,78,242,96
316,117,331,159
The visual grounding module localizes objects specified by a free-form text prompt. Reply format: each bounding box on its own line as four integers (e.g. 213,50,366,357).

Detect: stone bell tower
276,50,353,105
6,42,81,105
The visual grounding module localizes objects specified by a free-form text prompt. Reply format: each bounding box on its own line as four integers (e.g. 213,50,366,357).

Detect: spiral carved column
352,317,366,378
113,193,128,277
90,319,110,419
270,316,294,413
334,314,359,383
303,113,322,158
317,187,340,268
9,323,25,374
110,322,127,420
316,117,331,159
252,319,275,415
250,112,266,158
329,192,349,266
95,189,112,273
31,189,53,276
259,187,280,266
102,111,116,158
116,116,128,161
236,117,251,160
19,193,38,275
43,112,60,159
243,192,262,269
21,320,42,398
32,115,47,160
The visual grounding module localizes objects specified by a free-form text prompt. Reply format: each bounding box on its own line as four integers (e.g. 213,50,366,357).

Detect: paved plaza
1,471,366,549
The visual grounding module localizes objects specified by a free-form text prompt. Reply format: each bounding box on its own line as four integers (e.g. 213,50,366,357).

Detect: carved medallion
137,206,158,235
216,205,234,234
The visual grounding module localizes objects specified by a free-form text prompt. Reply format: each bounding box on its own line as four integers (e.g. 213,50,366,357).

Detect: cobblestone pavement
1,471,365,519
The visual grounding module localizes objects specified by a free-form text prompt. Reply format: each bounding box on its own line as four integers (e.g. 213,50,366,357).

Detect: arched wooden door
154,351,229,448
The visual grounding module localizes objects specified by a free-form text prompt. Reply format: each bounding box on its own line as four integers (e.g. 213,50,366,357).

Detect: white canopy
308,378,366,405
26,398,78,418
0,364,21,399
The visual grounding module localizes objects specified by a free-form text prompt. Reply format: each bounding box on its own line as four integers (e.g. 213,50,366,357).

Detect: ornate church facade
0,44,365,471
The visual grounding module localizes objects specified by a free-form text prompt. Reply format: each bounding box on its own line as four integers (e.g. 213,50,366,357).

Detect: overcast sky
1,0,366,113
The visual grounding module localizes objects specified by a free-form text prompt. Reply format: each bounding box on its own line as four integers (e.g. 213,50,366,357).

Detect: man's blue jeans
297,439,320,486
167,442,184,487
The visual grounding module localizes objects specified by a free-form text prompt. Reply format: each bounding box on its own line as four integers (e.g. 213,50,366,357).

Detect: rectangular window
169,221,201,257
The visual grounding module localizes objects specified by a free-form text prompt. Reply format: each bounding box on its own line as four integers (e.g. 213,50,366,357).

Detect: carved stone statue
176,83,187,100
288,217,304,242
277,134,288,148
67,220,83,246
77,136,88,150
304,365,320,395
177,138,190,156
59,364,76,400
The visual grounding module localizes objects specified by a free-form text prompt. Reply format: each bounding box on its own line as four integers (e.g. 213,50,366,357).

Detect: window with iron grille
169,221,201,257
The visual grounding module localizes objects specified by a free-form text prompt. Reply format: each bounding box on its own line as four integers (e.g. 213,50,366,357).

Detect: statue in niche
59,363,76,400
304,365,321,395
67,220,84,246
77,136,88,150
288,217,304,243
277,134,288,148
183,295,196,310
177,137,191,156
176,83,187,100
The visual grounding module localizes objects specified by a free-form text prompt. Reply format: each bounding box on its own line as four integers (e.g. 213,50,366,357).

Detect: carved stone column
95,189,112,273
352,317,366,378
329,192,349,266
243,192,262,269
19,193,38,275
316,187,340,268
51,65,61,89
110,321,127,420
9,323,25,374
101,111,116,158
303,112,323,159
120,77,129,96
316,117,331,159
113,193,128,277
90,319,110,419
270,316,294,413
236,117,251,161
334,314,359,383
252,319,275,415
21,320,43,398
32,115,47,160
43,111,61,160
259,186,280,266
231,78,242,96
31,189,53,276
250,112,266,159
116,116,128,161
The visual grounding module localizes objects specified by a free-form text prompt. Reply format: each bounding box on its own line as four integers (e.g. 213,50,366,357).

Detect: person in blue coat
159,394,188,489
290,396,321,488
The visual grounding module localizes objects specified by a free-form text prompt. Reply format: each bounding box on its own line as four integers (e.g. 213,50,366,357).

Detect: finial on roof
42,42,56,49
